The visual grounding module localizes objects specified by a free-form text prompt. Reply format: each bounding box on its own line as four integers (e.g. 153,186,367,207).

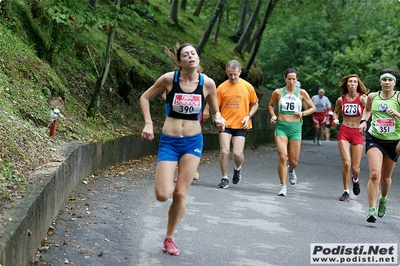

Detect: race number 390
172,93,201,115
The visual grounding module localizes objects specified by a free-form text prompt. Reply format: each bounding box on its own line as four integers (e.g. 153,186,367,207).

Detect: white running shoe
193,171,199,181
278,185,287,196
289,170,297,185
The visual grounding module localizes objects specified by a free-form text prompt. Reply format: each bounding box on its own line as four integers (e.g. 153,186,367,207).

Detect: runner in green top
358,68,400,223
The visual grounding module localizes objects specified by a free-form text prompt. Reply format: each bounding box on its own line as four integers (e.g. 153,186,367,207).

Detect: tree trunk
181,0,187,10
87,0,120,117
242,0,278,78
196,0,226,55
193,0,205,16
168,0,179,25
233,0,262,55
212,4,224,41
238,0,248,35
121,0,142,7
87,0,96,8
245,21,261,53
230,0,248,41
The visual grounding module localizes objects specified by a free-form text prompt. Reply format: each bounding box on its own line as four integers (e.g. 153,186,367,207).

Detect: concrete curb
0,135,161,266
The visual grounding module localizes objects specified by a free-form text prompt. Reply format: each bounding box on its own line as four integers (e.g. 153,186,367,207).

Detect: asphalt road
37,141,400,266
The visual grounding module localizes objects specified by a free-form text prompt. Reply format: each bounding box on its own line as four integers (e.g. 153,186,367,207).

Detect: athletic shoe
317,140,322,145
232,168,242,184
352,178,360,195
163,238,179,255
193,171,199,181
378,197,387,218
278,185,287,196
339,191,350,202
288,170,297,185
366,209,377,223
217,178,229,188
313,136,317,143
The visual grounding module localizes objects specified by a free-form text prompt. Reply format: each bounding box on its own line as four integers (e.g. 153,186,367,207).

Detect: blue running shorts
157,132,203,162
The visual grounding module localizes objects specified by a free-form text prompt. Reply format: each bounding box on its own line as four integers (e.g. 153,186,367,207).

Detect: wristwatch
248,114,252,118
360,119,367,124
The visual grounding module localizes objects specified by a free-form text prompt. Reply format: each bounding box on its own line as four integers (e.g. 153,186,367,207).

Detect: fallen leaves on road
36,150,224,265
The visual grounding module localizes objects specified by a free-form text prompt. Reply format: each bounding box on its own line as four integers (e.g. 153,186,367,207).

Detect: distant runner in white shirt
311,88,331,145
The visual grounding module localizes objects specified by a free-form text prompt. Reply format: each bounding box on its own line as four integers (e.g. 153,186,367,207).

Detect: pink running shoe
163,238,179,255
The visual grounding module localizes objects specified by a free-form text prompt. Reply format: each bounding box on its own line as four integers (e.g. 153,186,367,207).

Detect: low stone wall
0,137,161,266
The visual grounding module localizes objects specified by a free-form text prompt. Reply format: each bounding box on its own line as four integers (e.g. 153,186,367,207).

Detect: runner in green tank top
358,68,400,223
268,68,316,196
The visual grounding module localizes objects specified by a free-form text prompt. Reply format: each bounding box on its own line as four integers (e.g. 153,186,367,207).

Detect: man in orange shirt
217,60,259,188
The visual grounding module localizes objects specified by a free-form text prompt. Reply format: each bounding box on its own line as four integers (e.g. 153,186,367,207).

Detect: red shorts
337,125,364,145
312,112,326,126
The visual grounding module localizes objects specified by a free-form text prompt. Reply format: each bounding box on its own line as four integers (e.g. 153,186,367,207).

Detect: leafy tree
27,0,139,67
42,0,101,66
258,0,400,101
87,0,120,118
86,2,154,117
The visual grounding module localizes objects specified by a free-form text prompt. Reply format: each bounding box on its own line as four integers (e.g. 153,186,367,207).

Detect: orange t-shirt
217,79,258,129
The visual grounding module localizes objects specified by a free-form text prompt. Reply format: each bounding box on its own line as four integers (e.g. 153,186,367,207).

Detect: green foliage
0,0,287,207
36,0,155,66
259,0,400,105
0,160,19,200
0,0,251,205
120,3,155,25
